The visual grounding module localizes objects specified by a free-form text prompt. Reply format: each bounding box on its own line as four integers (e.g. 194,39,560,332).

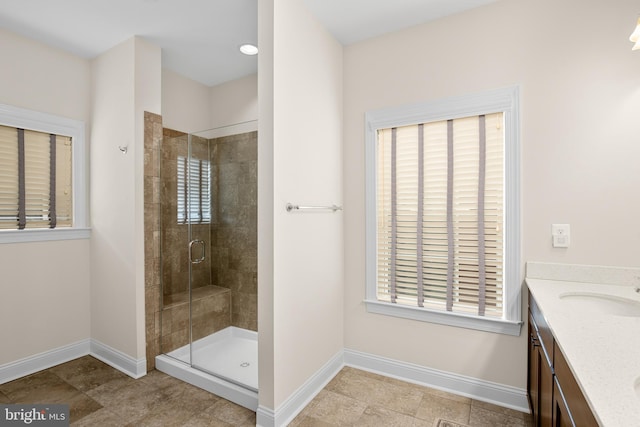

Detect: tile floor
0,356,532,426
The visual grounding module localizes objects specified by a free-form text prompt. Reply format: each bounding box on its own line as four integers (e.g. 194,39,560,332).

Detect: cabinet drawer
529,291,554,366
553,342,599,427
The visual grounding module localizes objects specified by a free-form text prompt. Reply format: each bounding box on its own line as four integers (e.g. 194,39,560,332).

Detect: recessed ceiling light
239,44,258,56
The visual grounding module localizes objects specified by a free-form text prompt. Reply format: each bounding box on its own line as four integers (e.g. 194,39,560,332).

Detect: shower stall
155,121,258,411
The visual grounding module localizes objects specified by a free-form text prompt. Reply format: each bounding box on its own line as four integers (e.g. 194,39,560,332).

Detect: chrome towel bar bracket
286,203,342,213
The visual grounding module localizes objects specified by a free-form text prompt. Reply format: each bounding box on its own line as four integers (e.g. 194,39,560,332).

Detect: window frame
364,86,522,336
0,103,89,244
176,155,212,225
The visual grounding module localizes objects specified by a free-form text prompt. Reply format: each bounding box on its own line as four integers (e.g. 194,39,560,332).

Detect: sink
559,292,640,317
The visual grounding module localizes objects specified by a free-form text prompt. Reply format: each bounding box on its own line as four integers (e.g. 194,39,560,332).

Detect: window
365,87,522,335
0,104,88,244
0,126,73,229
177,156,211,224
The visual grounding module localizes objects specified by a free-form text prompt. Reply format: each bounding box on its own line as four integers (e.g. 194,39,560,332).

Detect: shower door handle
189,239,206,264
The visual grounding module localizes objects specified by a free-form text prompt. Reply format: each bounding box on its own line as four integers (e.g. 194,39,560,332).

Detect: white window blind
177,156,211,224
376,113,504,318
0,124,72,230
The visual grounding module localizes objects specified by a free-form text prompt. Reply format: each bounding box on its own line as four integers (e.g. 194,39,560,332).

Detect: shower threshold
155,327,258,411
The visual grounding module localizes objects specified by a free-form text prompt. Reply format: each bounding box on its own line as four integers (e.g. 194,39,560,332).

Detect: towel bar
285,203,342,213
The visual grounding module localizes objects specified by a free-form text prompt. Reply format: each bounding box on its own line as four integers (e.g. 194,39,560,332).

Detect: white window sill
364,299,523,336
0,228,91,244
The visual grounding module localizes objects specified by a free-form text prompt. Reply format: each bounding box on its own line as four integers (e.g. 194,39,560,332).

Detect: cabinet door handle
530,334,540,347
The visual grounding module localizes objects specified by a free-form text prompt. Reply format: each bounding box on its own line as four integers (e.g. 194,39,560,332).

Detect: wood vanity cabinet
552,377,573,427
527,291,598,427
553,342,599,427
528,297,554,427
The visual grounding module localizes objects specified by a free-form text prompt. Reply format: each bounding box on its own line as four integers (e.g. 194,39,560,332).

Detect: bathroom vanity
528,290,598,426
526,262,640,427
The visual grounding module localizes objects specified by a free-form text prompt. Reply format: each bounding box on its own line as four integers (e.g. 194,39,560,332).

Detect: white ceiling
0,0,495,87
303,0,497,45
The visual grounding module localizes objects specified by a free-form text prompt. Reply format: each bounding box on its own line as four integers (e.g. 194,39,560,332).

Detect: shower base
155,326,258,411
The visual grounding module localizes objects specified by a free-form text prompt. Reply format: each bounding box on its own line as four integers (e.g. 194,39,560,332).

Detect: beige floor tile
342,366,388,382
181,412,237,427
353,405,420,427
201,399,256,426
414,394,471,426
138,368,186,390
435,420,471,427
0,390,11,404
132,404,208,427
86,379,167,424
288,415,335,427
410,416,433,427
305,389,368,425
129,379,219,426
422,387,472,404
326,368,424,416
468,405,526,427
82,375,137,397
66,392,104,424
0,370,80,404
161,380,220,411
289,395,322,426
471,399,525,420
71,408,127,427
50,356,129,392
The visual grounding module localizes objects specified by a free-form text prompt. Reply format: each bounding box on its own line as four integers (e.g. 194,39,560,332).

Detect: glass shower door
159,132,194,365
186,134,214,374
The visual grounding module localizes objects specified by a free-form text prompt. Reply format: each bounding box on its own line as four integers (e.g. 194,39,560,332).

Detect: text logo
1,405,69,426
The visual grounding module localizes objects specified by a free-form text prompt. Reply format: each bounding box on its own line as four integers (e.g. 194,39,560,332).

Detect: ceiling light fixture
630,17,640,50
239,44,258,56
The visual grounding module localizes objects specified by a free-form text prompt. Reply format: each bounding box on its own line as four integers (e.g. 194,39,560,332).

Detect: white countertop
526,263,640,427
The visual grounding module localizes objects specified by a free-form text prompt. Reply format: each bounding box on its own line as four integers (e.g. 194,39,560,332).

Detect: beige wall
343,0,640,389
0,30,91,365
210,73,258,129
0,29,91,121
90,37,161,360
161,69,211,133
260,0,344,410
162,70,258,134
0,240,91,365
258,0,276,410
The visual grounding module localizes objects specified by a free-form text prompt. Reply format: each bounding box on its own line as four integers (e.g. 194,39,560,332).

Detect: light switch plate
552,224,570,248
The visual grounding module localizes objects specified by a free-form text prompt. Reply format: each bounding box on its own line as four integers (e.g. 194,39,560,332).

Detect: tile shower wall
144,112,162,371
210,131,258,331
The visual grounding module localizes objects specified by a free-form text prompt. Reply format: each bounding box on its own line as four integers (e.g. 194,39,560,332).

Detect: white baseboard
90,340,146,379
344,348,529,413
256,350,344,427
0,339,146,384
0,339,91,384
258,348,528,427
256,406,276,427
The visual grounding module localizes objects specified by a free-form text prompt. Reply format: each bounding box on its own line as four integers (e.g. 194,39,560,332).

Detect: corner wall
210,73,258,129
90,37,161,371
161,69,211,133
162,70,258,134
259,0,344,415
